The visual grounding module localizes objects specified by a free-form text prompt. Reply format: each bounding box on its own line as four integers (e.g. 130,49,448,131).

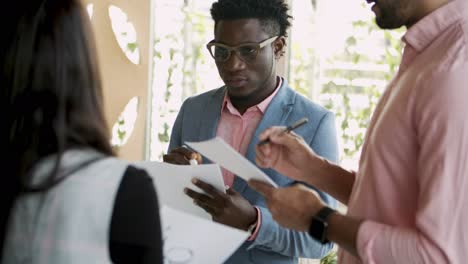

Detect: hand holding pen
257,117,308,146
254,117,324,184
183,146,202,165
163,145,202,165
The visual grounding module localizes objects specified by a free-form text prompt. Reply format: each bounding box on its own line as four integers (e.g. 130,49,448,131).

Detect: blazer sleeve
248,111,339,259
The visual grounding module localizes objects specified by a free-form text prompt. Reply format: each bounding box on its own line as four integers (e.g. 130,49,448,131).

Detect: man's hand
185,179,257,231
163,146,202,165
256,126,327,184
248,180,325,231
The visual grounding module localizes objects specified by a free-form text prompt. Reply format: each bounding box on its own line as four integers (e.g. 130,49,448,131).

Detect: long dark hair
0,0,114,254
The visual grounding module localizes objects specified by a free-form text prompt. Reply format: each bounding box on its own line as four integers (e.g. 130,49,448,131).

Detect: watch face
309,219,328,243
308,206,335,244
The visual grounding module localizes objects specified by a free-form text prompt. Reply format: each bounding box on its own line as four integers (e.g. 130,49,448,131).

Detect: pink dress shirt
216,77,282,240
339,0,468,263
216,77,282,187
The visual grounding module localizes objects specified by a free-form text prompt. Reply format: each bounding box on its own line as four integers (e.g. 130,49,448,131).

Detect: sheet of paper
134,161,225,219
186,137,278,187
161,205,248,264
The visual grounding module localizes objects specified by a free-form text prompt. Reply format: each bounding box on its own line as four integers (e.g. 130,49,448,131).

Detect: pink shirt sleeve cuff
356,220,381,263
247,207,262,241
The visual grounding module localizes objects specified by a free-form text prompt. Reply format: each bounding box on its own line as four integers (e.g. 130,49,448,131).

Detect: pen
257,117,308,146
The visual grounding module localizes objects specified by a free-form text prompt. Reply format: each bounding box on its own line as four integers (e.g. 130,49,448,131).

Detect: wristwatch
308,206,336,244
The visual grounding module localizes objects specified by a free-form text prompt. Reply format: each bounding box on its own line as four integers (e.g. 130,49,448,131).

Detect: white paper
161,206,248,264
186,137,278,187
134,161,225,219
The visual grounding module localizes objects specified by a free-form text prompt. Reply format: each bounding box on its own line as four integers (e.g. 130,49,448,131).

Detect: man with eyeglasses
163,1,338,263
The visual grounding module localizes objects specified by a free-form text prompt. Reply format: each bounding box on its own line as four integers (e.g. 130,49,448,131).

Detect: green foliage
112,117,126,151
127,42,138,52
153,1,214,159
290,44,316,97
320,17,403,163
158,123,170,143
320,250,337,264
117,118,126,142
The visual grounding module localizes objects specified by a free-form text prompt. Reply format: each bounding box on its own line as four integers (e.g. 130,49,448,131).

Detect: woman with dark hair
0,0,163,263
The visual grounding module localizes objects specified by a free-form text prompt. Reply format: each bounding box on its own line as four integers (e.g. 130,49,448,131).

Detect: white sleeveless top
2,149,128,264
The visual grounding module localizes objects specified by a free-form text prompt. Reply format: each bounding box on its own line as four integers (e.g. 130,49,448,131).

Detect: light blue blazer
168,79,339,264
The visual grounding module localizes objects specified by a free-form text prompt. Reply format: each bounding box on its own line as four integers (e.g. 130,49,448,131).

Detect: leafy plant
318,10,403,165
321,250,337,264
151,1,216,160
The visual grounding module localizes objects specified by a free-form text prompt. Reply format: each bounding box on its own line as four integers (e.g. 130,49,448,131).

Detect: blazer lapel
233,79,296,193
197,87,225,164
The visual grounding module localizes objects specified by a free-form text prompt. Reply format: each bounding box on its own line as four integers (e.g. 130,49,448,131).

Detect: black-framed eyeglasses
206,35,279,63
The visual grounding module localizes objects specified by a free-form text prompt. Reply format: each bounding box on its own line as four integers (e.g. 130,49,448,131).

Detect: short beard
375,16,405,29
374,2,407,29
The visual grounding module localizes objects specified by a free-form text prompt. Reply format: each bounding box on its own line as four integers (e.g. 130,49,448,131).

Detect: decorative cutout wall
83,0,152,161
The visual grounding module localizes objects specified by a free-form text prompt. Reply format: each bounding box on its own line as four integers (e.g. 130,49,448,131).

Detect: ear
273,36,287,60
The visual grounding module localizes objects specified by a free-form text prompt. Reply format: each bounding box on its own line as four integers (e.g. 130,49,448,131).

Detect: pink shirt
340,1,468,263
216,77,281,240
216,77,282,187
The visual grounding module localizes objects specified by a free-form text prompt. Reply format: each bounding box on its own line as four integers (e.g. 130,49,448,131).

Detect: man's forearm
327,212,362,257
306,159,356,205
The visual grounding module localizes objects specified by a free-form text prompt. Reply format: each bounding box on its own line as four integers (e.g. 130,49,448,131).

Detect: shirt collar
221,76,282,115
403,0,465,52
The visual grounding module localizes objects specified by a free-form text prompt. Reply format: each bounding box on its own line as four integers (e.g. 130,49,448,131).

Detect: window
150,0,221,159
289,0,403,170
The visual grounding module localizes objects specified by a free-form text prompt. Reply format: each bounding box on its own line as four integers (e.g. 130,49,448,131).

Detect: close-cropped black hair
210,0,293,37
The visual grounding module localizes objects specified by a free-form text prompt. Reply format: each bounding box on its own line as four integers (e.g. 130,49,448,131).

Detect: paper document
134,161,225,219
161,205,248,264
186,137,278,187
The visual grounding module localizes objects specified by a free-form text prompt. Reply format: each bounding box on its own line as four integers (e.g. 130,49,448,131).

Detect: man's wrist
308,206,337,244
326,211,362,256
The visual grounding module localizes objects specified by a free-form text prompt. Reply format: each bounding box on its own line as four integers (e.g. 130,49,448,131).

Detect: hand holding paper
185,178,258,231
134,161,225,219
163,146,202,165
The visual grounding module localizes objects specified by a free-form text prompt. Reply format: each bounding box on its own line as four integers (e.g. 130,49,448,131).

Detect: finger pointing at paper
185,178,258,232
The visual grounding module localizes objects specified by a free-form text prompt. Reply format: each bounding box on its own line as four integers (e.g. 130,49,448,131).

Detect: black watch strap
316,206,336,222
308,206,336,244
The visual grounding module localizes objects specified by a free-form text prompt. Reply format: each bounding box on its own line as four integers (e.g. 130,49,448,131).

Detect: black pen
257,117,309,146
